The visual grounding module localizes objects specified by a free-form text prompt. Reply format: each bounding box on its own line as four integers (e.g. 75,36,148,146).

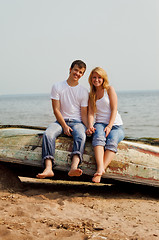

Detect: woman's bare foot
36,169,54,179
68,168,83,177
92,169,105,183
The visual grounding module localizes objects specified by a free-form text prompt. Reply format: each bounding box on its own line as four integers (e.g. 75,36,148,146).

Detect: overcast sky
0,0,159,95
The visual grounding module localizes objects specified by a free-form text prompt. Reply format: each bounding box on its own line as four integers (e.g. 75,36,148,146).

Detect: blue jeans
42,119,87,167
92,123,125,153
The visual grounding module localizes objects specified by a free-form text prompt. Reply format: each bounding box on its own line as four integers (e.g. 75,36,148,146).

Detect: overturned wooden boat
0,125,159,187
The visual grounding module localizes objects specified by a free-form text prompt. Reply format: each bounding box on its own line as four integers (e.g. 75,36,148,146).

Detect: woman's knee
105,139,118,153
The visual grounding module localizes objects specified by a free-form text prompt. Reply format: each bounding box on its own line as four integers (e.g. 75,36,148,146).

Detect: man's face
69,64,85,82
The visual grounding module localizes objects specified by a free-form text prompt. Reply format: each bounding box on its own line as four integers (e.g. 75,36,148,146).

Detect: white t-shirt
96,90,123,125
51,80,89,121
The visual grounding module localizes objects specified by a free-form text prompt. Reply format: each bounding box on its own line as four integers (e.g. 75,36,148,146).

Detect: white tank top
96,90,123,125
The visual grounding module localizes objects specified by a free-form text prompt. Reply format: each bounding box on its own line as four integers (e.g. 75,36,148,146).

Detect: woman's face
92,72,103,88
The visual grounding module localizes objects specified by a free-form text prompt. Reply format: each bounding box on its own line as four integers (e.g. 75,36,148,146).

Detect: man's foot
68,168,83,177
92,172,103,183
36,169,54,179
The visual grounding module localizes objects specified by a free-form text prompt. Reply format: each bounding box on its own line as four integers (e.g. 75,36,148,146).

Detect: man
36,60,88,178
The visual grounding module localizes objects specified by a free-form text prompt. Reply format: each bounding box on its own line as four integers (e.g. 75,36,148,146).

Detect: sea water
0,90,159,139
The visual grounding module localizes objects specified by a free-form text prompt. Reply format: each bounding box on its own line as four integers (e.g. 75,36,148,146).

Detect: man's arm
52,99,73,136
81,106,88,128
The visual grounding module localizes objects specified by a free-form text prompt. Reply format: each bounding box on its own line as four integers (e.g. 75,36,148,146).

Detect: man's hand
63,125,73,136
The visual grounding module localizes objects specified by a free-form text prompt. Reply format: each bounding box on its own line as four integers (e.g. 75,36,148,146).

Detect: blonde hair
88,67,109,112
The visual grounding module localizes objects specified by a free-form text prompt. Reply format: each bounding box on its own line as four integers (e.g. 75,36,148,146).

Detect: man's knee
77,131,86,142
43,130,55,141
44,124,62,140
73,126,86,141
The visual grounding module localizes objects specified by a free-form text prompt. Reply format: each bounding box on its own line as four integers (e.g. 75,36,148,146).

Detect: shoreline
0,90,159,140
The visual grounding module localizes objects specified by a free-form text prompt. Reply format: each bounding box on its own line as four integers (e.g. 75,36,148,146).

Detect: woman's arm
105,86,118,136
86,99,96,135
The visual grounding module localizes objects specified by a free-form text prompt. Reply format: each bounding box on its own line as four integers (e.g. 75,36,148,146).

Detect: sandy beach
0,170,159,240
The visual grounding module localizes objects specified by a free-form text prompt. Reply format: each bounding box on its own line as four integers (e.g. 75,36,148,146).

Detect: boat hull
0,126,159,187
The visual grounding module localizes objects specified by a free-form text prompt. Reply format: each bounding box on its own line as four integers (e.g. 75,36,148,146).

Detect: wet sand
0,175,159,240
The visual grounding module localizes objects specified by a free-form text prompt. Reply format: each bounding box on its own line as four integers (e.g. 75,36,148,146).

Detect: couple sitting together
36,60,124,183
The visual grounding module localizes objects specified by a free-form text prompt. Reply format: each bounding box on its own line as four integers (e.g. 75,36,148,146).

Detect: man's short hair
70,60,86,70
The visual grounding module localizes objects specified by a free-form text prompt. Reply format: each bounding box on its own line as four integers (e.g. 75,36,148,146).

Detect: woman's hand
86,126,96,135
104,125,111,137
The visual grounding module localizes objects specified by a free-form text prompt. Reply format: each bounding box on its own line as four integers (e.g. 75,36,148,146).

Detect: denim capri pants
92,123,125,153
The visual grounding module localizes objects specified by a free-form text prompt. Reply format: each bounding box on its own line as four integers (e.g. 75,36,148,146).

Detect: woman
86,67,124,183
